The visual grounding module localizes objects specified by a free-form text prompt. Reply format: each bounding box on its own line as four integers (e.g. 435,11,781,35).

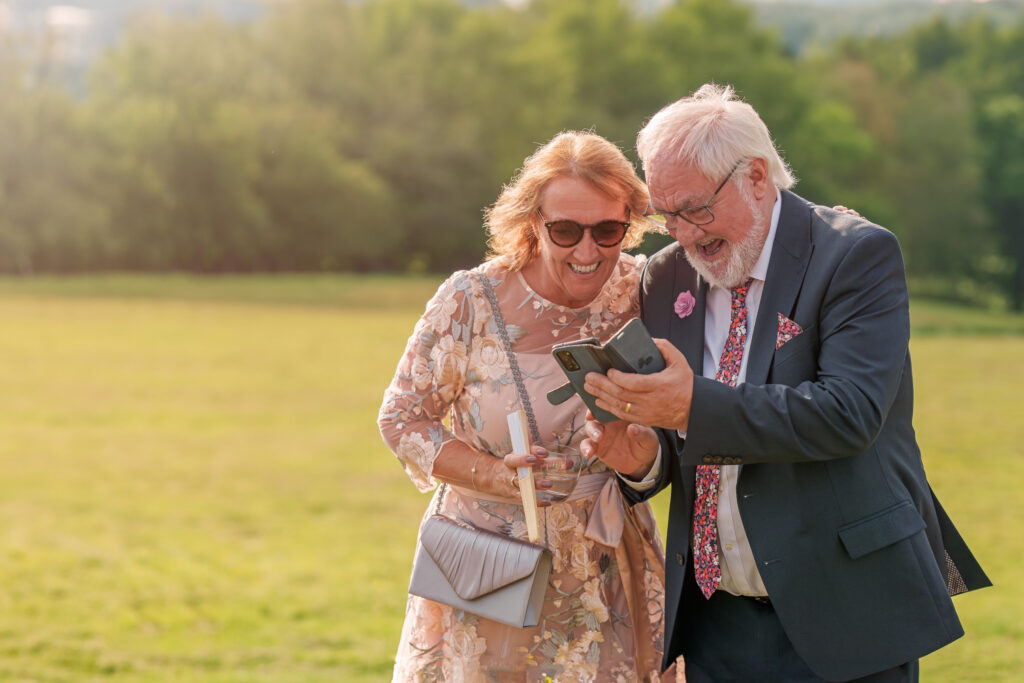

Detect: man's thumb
653,337,684,366
627,423,659,452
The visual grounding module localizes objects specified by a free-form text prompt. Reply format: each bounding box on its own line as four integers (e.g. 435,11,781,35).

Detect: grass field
0,274,1019,681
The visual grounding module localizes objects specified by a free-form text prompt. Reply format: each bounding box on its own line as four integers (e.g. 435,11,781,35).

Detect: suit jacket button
676,553,685,566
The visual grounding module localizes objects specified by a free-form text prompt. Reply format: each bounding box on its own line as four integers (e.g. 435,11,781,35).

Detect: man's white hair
636,83,796,190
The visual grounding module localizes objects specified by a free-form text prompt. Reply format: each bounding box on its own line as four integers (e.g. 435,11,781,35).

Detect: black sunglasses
536,209,631,248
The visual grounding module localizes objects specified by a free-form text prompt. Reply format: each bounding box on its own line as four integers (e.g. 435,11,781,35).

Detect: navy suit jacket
623,191,990,680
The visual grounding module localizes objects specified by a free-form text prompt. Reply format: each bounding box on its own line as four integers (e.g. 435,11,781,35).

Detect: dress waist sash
450,472,627,548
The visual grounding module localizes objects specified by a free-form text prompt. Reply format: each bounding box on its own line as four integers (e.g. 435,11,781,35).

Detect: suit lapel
669,248,707,377
745,191,813,386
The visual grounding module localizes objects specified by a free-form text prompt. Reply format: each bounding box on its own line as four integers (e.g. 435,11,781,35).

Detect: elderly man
582,84,989,682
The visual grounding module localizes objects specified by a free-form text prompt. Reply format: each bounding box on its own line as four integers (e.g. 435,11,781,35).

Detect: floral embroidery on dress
515,256,643,342
379,253,665,681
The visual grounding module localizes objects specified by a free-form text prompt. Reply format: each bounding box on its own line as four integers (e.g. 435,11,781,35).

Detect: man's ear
747,158,770,200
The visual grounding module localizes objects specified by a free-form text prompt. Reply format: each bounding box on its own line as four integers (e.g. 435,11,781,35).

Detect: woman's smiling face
523,176,630,309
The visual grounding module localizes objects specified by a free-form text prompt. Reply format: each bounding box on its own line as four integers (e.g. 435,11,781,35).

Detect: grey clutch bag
409,510,552,628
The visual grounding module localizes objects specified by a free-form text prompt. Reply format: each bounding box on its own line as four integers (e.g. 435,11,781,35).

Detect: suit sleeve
619,254,676,504
682,228,911,465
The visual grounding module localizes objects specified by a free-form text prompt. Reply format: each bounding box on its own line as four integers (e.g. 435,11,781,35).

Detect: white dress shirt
625,190,782,597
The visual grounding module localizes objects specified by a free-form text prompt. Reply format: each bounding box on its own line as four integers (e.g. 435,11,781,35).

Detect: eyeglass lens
645,207,714,227
548,220,627,247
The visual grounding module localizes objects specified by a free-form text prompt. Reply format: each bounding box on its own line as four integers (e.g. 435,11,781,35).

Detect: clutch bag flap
419,515,544,599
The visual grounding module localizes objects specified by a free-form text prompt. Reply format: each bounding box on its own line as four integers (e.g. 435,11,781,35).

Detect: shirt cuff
617,446,662,491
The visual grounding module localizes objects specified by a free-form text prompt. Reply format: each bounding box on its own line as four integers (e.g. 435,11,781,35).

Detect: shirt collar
748,189,782,283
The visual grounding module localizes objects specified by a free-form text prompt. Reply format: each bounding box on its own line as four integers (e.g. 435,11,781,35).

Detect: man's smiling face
648,158,769,289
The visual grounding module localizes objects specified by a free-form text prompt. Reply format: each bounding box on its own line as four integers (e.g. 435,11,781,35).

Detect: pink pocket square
776,313,803,350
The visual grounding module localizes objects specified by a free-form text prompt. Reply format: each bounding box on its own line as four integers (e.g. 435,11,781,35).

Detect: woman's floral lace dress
378,254,665,682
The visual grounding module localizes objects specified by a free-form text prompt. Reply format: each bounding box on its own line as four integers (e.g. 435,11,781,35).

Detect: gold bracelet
470,452,484,490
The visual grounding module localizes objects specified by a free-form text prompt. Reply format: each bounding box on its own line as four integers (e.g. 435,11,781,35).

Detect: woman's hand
503,446,558,506
431,443,541,499
833,205,862,217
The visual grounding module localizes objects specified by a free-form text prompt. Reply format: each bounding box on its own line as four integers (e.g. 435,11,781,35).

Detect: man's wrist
617,447,662,491
625,462,652,480
670,375,694,432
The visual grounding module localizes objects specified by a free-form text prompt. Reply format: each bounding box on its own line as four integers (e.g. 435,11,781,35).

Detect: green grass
0,274,1018,681
0,273,445,311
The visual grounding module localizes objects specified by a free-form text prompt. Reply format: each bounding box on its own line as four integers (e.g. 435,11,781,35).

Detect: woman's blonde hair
484,131,653,272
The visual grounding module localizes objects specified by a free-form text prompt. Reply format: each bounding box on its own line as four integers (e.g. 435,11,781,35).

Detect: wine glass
535,443,584,503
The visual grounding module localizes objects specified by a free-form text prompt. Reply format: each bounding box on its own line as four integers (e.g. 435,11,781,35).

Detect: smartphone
548,318,665,422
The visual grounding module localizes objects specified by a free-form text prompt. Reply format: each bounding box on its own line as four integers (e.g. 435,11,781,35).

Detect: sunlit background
0,0,1020,680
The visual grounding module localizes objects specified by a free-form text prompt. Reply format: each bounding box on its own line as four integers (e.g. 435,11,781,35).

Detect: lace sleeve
377,271,475,491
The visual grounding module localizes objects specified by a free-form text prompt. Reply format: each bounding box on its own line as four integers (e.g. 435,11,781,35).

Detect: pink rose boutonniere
674,290,695,319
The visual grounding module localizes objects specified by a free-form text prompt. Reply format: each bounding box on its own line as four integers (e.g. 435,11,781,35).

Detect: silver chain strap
434,482,446,516
476,272,549,549
477,274,541,444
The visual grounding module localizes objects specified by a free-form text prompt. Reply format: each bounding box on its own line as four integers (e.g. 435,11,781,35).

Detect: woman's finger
503,453,539,469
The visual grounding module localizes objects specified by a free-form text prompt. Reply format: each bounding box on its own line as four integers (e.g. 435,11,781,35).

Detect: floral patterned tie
693,278,753,599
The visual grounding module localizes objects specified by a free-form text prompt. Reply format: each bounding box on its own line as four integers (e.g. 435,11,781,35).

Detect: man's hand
580,417,660,479
584,338,694,432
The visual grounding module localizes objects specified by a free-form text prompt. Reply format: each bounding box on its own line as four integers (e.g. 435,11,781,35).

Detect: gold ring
511,474,520,490
625,402,632,414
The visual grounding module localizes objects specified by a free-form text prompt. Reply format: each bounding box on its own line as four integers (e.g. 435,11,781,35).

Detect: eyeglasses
644,160,742,228
536,209,631,248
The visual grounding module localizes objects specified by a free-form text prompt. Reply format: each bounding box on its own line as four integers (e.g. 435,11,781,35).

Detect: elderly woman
378,131,666,681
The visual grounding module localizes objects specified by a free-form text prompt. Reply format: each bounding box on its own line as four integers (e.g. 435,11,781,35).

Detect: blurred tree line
0,0,1022,308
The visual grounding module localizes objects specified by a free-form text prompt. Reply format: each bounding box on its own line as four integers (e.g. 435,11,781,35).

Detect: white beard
684,195,769,290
